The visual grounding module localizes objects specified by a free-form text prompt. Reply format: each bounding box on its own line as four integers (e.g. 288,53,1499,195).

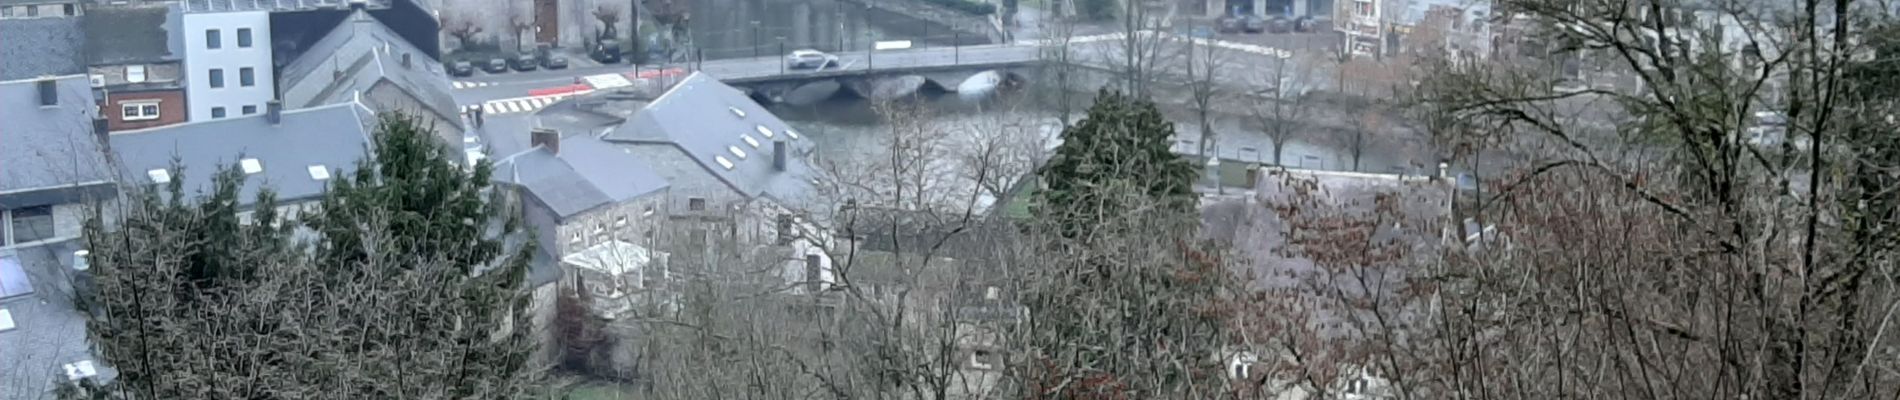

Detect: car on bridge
785,49,838,69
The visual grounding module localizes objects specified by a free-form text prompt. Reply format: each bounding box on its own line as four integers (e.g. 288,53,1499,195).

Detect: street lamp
751,20,762,58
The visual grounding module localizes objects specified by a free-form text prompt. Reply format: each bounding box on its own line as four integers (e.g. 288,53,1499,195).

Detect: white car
785,49,838,69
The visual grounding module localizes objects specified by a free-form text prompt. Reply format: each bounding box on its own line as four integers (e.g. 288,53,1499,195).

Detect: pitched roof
0,17,86,81
0,75,115,207
604,73,821,204
0,240,119,400
495,133,669,219
108,101,376,205
82,4,183,65
279,10,459,130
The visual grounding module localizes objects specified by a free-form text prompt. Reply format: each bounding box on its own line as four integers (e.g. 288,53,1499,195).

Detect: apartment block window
208,68,224,88
211,107,226,119
237,28,252,48
62,4,73,16
239,67,254,87
4,206,55,245
687,198,706,211
242,105,257,115
121,101,160,121
2,6,13,18
205,29,221,49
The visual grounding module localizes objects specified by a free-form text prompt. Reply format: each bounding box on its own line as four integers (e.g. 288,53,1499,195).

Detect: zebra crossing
479,92,587,115
451,80,495,89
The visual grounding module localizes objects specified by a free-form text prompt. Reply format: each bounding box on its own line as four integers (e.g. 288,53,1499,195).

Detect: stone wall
847,0,1004,42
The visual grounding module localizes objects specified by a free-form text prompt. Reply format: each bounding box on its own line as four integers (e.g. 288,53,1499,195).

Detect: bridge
695,44,1042,103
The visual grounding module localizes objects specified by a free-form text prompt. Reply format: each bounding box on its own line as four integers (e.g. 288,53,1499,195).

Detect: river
686,0,989,61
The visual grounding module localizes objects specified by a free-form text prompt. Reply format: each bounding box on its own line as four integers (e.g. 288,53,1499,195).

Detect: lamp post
751,20,761,58
778,37,787,74
866,32,875,70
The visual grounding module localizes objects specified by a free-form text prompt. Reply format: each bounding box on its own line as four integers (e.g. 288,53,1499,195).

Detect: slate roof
0,75,115,208
179,0,396,13
495,133,669,220
82,4,183,65
109,101,376,205
604,73,821,204
279,9,459,130
0,17,86,81
1,240,118,400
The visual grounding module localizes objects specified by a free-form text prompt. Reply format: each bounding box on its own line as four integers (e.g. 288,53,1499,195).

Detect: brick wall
100,89,187,131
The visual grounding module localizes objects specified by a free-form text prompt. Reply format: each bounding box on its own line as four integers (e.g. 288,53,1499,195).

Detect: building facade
180,9,274,121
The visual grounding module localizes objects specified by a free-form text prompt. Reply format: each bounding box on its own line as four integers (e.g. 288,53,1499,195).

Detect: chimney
772,139,788,171
1437,161,1450,181
266,100,282,125
531,128,561,154
37,79,56,106
92,117,109,144
401,53,412,69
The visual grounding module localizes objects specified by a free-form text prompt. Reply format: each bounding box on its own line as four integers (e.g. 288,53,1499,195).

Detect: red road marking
627,67,687,79
527,84,591,96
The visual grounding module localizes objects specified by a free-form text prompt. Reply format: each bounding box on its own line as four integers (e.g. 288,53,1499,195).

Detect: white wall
182,11,275,122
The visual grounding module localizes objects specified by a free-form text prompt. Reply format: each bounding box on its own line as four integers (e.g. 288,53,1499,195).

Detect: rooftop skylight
715,156,736,170
0,309,15,332
64,360,97,381
240,158,263,175
756,124,774,138
729,107,747,118
728,145,748,159
786,128,802,140
308,165,331,181
147,168,171,183
741,134,761,148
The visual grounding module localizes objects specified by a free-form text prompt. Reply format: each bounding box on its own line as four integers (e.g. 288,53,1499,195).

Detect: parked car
509,54,538,71
1267,15,1293,33
541,55,569,70
482,58,508,74
449,61,474,77
592,39,623,64
1242,14,1266,33
785,49,838,69
1217,16,1243,33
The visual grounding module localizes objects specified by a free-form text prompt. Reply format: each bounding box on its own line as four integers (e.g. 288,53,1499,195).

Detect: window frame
239,67,254,87
208,68,224,88
26,4,37,17
236,28,252,48
211,106,226,119
126,65,146,83
688,198,706,211
241,105,257,115
205,29,221,49
2,6,14,18
121,101,161,121
3,206,56,246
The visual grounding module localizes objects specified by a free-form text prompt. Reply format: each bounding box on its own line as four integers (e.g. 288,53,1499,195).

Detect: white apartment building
180,7,274,121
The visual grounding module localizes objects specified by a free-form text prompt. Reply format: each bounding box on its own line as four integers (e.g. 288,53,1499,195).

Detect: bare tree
1184,27,1233,160
443,12,484,51
1253,53,1318,166
593,4,622,40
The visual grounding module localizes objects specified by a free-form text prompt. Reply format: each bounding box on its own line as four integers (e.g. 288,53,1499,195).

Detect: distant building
1334,0,1384,57
179,2,275,121
0,75,116,249
84,3,191,131
0,1,86,81
492,129,671,260
561,240,673,319
108,100,376,219
0,75,117,400
278,8,463,147
600,72,834,290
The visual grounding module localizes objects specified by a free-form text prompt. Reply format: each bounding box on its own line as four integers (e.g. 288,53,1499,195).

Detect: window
239,67,254,87
242,105,257,115
804,254,822,291
688,198,706,211
26,5,37,17
5,206,55,245
237,28,252,47
62,4,73,16
208,68,224,88
615,216,627,226
121,101,160,121
126,65,146,83
2,6,13,18
211,107,226,118
970,351,994,370
205,29,221,49
776,214,795,245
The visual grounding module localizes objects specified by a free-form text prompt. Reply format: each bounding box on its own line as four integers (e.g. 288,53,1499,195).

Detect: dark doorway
534,0,559,44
